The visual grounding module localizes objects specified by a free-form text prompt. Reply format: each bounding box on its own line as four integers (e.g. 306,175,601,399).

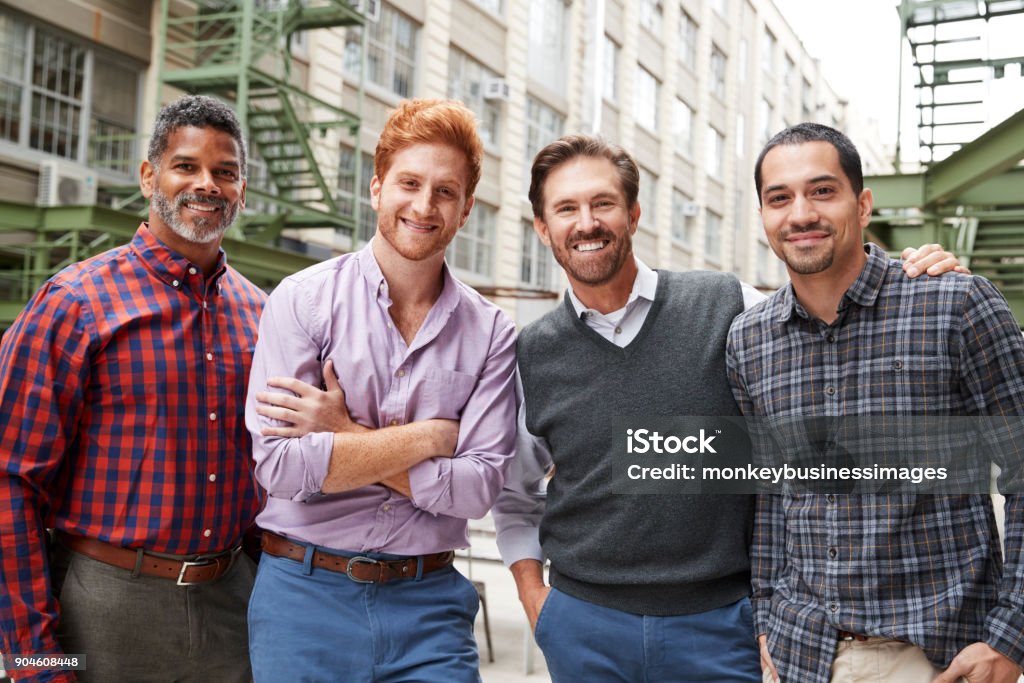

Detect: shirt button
825,386,836,396
203,529,212,538
389,419,399,426
397,369,406,377
614,326,622,334
203,301,208,309
209,473,217,482
383,504,392,512
206,353,214,361
387,322,393,329
828,547,838,559
188,267,198,275
827,494,836,503
830,603,839,612
826,334,835,343
172,279,180,287
209,412,217,421
893,360,903,371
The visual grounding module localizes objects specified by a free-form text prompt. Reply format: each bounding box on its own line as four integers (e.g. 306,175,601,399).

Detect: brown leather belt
261,531,454,583
57,532,240,586
837,630,871,642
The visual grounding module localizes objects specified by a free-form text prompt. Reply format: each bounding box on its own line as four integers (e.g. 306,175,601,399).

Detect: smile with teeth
185,202,220,212
574,240,609,252
401,218,437,232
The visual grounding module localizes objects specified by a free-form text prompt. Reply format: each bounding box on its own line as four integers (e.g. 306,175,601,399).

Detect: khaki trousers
829,638,950,683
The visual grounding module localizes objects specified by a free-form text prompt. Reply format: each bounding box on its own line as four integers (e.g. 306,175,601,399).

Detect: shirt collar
131,223,227,293
776,242,888,323
568,257,658,318
356,238,461,315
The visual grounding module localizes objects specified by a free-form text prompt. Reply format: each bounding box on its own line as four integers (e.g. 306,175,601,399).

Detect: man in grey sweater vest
492,134,964,682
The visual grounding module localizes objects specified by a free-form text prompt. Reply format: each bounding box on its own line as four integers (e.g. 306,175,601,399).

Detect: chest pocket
419,367,478,419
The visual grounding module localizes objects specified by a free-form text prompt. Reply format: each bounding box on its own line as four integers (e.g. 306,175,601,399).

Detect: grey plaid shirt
726,243,1024,681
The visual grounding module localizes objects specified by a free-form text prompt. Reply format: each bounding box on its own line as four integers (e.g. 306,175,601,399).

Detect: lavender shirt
246,241,517,554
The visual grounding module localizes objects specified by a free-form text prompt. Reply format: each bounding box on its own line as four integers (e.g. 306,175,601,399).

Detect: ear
238,178,247,211
858,188,873,230
533,216,552,247
369,175,382,211
458,195,475,229
140,160,155,199
629,203,641,235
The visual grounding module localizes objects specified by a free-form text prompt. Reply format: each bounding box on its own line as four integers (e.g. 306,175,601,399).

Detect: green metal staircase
1,0,370,331
868,0,1024,326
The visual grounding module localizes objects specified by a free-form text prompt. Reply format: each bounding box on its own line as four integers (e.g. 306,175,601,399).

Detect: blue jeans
248,550,481,683
535,588,762,682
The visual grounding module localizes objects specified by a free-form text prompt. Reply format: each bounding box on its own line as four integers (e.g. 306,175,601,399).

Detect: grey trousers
51,541,256,683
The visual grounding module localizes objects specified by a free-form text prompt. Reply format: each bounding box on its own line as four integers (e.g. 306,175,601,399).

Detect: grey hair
147,95,247,177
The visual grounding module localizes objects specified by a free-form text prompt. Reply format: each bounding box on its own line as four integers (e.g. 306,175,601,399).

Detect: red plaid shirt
0,224,265,678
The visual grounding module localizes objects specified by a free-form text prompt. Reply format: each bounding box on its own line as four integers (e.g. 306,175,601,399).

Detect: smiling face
141,125,245,247
758,140,872,280
370,142,473,264
534,156,640,288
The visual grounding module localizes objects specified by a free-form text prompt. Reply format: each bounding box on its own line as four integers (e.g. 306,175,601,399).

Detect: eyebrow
551,191,620,205
763,174,840,196
168,154,239,168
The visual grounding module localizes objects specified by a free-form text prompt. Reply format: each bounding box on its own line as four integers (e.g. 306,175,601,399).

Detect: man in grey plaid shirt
726,123,1024,683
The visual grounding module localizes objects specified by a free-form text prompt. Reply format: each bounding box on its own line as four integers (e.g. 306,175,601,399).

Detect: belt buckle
345,556,380,584
177,558,214,586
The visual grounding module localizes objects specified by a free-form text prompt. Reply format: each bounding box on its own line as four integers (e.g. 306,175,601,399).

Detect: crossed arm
253,360,458,497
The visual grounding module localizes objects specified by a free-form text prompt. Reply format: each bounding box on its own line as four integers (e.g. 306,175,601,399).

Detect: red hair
374,98,483,198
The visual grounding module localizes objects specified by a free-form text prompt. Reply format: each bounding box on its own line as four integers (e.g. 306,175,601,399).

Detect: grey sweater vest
518,270,753,615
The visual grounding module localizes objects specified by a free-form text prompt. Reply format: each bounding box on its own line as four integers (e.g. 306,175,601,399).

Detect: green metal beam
867,167,1024,211
924,107,1024,206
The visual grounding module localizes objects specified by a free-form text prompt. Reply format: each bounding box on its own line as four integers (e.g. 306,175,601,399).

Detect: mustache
566,227,617,248
175,192,229,211
782,224,832,239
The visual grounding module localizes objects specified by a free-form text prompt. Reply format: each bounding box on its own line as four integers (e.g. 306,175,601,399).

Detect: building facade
0,0,883,325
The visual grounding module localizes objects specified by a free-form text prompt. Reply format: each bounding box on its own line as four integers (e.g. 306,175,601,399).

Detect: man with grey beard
0,95,265,682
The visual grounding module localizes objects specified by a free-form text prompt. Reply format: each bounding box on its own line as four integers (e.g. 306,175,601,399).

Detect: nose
577,204,600,231
790,194,818,226
410,186,433,216
192,166,220,194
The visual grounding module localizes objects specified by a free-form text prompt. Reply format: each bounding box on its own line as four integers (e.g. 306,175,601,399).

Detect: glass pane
0,81,21,142
0,13,27,80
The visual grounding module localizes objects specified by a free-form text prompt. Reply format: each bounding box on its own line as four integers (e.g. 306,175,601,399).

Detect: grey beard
150,187,238,244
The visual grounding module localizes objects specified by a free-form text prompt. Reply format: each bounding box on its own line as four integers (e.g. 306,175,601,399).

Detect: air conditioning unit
483,78,511,102
355,0,381,22
37,160,98,207
681,201,700,217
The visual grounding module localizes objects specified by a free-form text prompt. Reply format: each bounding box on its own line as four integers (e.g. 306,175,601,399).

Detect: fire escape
0,0,368,329
869,0,1024,324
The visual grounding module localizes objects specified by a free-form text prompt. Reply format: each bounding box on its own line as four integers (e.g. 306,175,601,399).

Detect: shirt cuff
496,524,543,568
985,606,1024,671
296,432,334,500
751,597,772,637
407,457,452,514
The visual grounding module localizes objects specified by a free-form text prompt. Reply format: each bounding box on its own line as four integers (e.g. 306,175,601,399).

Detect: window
671,189,695,244
345,2,419,97
0,11,141,171
471,0,502,14
673,98,693,157
448,202,495,278
761,28,776,74
677,10,698,67
784,54,796,89
801,78,814,121
602,35,619,102
759,98,774,145
639,0,664,35
448,48,501,147
337,145,376,242
528,0,569,93
521,220,555,289
634,66,659,131
638,167,657,229
705,210,722,264
705,125,724,179
735,112,745,158
710,45,727,99
524,95,564,192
